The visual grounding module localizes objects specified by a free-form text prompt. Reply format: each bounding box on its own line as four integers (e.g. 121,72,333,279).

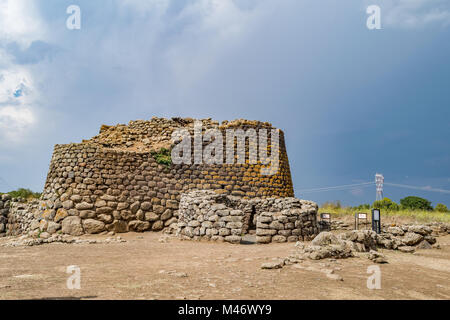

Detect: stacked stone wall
36,117,294,236
0,195,39,237
177,190,319,244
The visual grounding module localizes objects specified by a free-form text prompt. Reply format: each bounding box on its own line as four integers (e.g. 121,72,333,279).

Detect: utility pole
375,173,384,201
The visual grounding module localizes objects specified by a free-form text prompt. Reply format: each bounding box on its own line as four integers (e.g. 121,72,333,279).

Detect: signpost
319,213,332,231
372,209,381,234
355,212,369,230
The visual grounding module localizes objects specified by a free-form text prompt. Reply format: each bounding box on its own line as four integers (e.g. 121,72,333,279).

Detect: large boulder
338,230,378,252
408,225,432,236
107,220,128,233
402,232,424,246
61,216,84,236
82,219,105,234
128,220,150,232
387,226,404,236
311,232,341,246
47,222,61,234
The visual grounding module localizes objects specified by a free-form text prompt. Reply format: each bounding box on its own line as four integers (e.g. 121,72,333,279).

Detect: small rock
398,246,415,253
326,273,343,281
261,260,285,269
416,240,432,250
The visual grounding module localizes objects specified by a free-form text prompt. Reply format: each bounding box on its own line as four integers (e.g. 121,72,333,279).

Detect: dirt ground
0,232,449,300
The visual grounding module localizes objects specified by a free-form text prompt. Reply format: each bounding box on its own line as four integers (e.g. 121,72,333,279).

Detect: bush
400,196,433,211
151,148,172,167
321,200,342,210
373,198,400,211
6,188,41,200
353,203,371,210
435,203,448,212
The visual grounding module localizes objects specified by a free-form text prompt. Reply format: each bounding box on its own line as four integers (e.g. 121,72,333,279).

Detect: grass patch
319,207,450,223
0,188,41,201
151,148,172,167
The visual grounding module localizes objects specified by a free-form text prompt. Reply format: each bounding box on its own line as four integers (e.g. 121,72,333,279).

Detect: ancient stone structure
0,194,39,237
177,191,318,243
177,190,319,244
36,117,295,237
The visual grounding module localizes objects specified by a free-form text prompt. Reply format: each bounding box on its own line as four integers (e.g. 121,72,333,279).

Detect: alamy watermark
367,265,381,290
367,5,381,30
171,121,280,176
66,265,81,290
66,5,81,30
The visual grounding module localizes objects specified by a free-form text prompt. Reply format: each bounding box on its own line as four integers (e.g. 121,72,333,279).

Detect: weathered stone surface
368,250,388,264
82,219,105,234
107,220,128,233
145,212,159,222
47,222,61,234
312,232,341,246
76,202,94,210
62,216,84,236
141,202,152,211
62,200,74,210
416,240,432,249
80,210,96,219
402,232,424,246
128,220,150,232
152,220,164,231
261,260,285,269
54,208,68,223
97,214,113,224
130,202,140,214
96,207,113,214
398,246,415,253
387,226,404,236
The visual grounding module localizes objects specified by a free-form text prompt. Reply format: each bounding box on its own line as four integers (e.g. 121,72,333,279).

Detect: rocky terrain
0,231,449,300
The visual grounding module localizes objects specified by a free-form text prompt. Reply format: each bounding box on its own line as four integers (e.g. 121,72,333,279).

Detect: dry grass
319,207,450,223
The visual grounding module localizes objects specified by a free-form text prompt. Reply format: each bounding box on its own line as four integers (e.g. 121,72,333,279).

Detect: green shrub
321,200,342,210
353,203,371,210
7,188,41,200
400,196,433,211
373,198,400,211
151,148,172,167
435,203,448,212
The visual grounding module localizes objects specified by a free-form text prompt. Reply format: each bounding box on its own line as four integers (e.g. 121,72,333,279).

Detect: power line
298,182,374,193
298,180,450,195
384,182,450,195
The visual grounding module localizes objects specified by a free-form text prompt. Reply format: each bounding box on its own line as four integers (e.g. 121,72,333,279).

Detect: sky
0,0,449,207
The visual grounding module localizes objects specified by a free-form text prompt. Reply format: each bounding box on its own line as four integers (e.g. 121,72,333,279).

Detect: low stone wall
176,190,319,244
0,195,39,237
0,194,9,236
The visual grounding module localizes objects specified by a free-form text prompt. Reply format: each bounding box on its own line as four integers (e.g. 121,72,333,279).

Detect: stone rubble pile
286,224,441,265
1,234,126,247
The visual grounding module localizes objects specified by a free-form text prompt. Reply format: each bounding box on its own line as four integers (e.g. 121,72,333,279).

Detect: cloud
0,106,35,141
0,0,48,47
369,0,450,28
0,0,48,145
0,62,39,145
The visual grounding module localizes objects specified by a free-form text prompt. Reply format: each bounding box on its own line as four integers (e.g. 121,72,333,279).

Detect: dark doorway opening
241,206,257,244
248,206,257,235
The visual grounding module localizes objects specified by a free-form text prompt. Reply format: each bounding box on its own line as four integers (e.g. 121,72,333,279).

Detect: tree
400,196,433,211
435,203,448,212
372,198,400,211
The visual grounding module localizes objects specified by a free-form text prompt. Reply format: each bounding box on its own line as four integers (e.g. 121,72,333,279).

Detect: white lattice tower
375,173,384,201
